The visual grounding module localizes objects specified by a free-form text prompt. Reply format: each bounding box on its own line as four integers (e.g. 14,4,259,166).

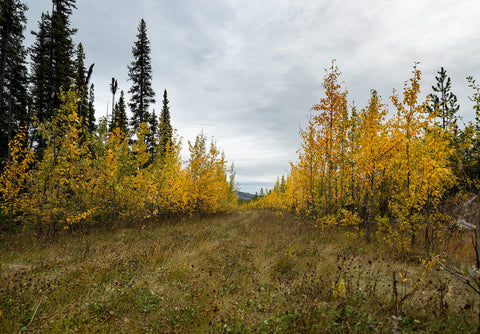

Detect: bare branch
429,253,480,295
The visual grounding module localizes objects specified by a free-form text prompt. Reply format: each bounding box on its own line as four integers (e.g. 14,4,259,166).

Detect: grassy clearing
0,210,478,333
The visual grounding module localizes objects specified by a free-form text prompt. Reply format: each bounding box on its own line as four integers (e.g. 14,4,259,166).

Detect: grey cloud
24,0,480,193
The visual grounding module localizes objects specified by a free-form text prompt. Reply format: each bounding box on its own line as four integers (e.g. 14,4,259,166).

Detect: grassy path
0,210,477,332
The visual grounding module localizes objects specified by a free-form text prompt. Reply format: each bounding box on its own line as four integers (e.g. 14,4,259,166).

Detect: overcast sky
24,0,480,193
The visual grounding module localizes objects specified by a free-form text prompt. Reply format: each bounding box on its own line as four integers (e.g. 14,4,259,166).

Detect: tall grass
0,210,477,332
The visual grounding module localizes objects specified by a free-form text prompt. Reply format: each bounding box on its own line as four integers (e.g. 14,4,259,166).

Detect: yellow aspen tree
357,90,398,242
0,128,35,225
93,126,133,227
187,133,209,215
388,64,426,250
186,133,234,215
208,141,236,212
279,164,298,213
283,171,299,212
150,134,188,217
336,98,350,211
311,60,348,215
345,106,361,212
296,115,323,217
25,90,95,233
389,64,424,249
413,126,454,251
126,123,153,222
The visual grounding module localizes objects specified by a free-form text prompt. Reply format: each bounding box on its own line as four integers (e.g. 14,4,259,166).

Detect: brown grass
0,210,478,333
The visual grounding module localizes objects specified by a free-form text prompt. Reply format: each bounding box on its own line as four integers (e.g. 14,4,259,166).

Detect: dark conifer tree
158,89,172,158
86,83,96,134
128,19,156,162
30,13,52,125
30,0,77,156
128,19,155,131
427,67,460,131
74,43,87,120
0,0,29,162
110,77,117,122
147,109,157,161
110,90,128,136
50,0,76,105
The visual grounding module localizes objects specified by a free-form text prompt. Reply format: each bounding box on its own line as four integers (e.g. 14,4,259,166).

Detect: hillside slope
237,191,255,201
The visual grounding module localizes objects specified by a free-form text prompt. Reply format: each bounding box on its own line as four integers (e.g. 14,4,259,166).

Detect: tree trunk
366,175,375,243
424,200,431,253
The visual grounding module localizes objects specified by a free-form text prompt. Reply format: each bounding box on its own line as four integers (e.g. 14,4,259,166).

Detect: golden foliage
0,90,237,234
260,62,458,254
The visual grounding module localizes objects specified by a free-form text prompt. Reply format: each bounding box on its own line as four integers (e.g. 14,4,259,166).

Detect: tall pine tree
128,19,155,128
30,0,77,156
86,83,96,134
50,0,76,105
147,108,157,160
158,89,172,158
110,90,128,136
427,67,459,131
30,13,52,125
73,42,87,121
110,77,117,119
0,0,29,162
128,18,156,161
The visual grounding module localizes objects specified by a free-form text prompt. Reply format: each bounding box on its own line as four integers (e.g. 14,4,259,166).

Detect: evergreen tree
427,67,459,131
128,19,155,131
157,89,172,158
127,19,156,163
86,83,95,134
73,43,87,120
110,90,128,135
30,0,77,155
110,77,117,121
0,0,29,162
49,0,77,106
30,13,52,125
146,109,157,161
459,76,480,192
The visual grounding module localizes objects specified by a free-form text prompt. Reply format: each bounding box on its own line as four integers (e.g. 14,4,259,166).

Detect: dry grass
0,210,478,333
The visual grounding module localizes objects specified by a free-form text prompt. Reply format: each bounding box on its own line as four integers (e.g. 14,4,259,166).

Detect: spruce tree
110,77,117,122
128,19,156,163
74,43,87,120
147,109,157,161
50,0,77,105
86,83,96,134
158,89,172,158
0,0,29,162
30,13,53,124
30,0,77,155
128,19,155,131
427,67,459,131
110,90,128,136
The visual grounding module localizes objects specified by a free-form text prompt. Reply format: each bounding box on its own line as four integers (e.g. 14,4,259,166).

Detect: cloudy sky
24,0,480,193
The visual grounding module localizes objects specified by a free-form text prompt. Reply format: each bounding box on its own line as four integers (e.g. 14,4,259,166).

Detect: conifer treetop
128,18,155,130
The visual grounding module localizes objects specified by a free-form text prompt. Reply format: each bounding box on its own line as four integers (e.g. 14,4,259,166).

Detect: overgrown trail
0,210,477,333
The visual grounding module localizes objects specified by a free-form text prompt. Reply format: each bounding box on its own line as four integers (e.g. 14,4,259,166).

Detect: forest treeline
0,0,238,234
1,0,479,245
0,0,172,163
253,62,480,254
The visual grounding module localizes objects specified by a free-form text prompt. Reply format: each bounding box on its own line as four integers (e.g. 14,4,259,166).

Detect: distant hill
237,191,255,201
